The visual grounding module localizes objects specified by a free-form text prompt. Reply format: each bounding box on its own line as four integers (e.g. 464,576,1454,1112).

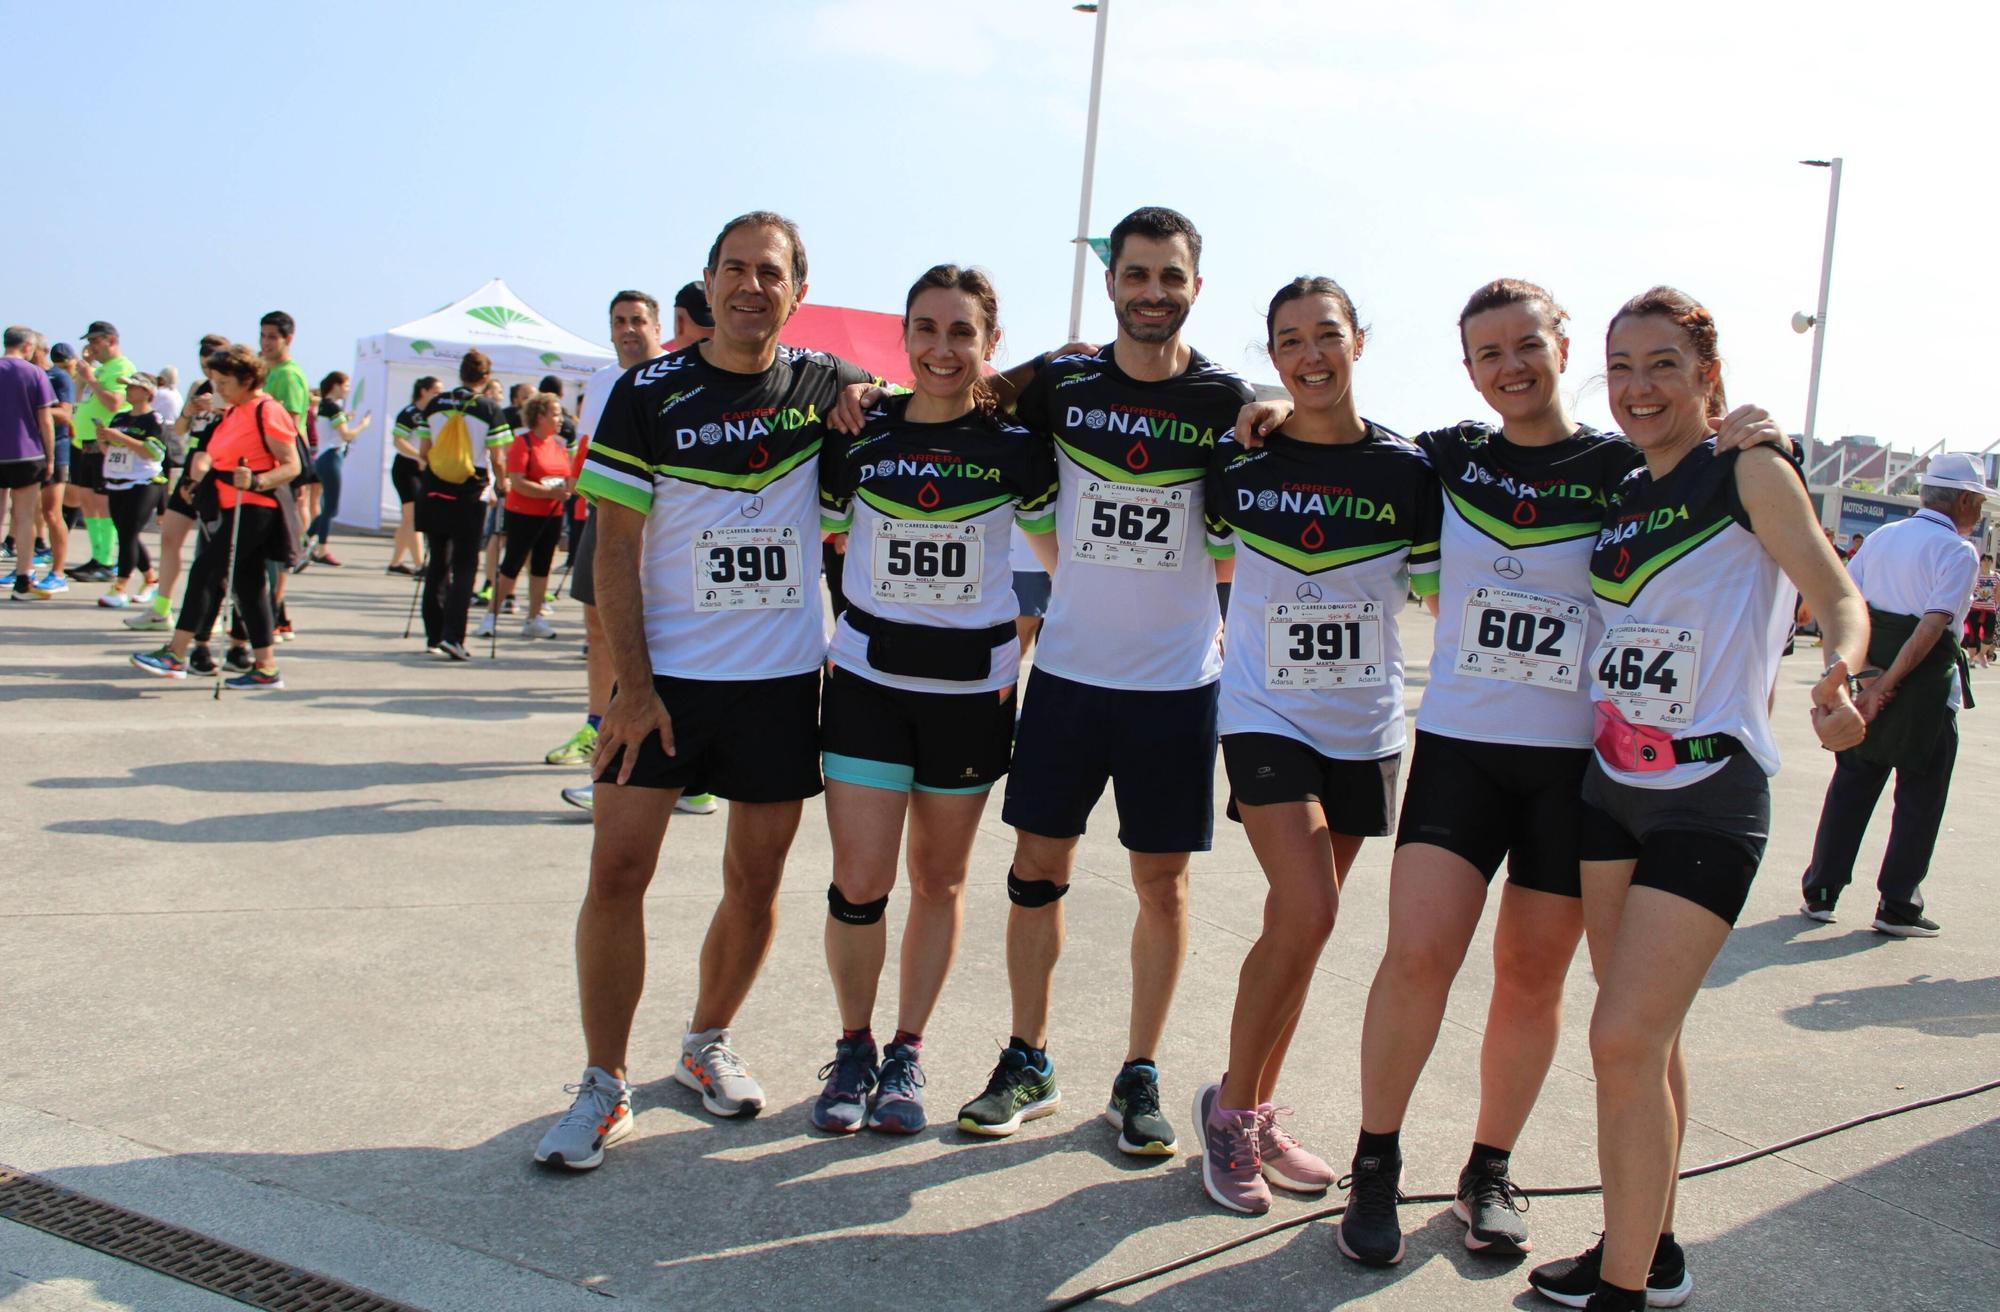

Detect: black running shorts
1578,754,1769,925
821,664,1015,794
1222,732,1399,838
595,670,822,802
1395,730,1591,897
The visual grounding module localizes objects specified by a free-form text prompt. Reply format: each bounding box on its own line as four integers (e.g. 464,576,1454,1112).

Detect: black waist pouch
847,609,1013,682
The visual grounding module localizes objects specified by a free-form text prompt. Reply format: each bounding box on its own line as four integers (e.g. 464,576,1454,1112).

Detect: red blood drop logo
1125,440,1150,471
1512,501,1538,526
1300,519,1325,550
917,480,941,510
747,441,770,471
1614,546,1631,579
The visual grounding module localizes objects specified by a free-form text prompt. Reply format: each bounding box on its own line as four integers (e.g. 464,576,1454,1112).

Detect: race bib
692,524,805,611
1069,479,1189,571
102,444,135,478
870,520,984,606
1456,587,1587,691
1266,599,1385,689
1592,622,1701,728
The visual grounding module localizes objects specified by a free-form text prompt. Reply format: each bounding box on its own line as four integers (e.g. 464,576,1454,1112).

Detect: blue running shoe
131,648,188,679
811,1036,878,1134
31,572,69,597
224,667,285,690
868,1041,927,1135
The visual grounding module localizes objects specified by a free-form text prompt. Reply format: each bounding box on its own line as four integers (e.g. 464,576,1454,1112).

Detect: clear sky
9,1,1993,453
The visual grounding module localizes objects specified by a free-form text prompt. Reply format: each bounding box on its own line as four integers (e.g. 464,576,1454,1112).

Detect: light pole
1792,157,1843,448
1066,1,1111,341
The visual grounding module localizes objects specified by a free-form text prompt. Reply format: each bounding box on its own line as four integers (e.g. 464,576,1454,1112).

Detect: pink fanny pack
1593,701,1679,773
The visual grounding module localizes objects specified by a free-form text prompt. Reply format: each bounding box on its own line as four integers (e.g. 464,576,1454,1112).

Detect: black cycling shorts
1578,754,1769,925
1222,732,1399,838
1395,730,1591,897
822,664,1015,793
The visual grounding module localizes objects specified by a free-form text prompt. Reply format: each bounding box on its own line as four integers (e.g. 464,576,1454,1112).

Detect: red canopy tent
782,303,911,385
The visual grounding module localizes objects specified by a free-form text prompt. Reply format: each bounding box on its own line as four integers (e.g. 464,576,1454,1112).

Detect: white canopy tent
337,279,614,530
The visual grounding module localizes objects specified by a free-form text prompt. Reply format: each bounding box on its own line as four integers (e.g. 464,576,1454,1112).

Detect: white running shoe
472,612,497,639
98,591,131,609
533,1067,633,1170
521,615,558,639
674,792,720,815
675,1027,766,1117
561,783,593,812
123,609,169,630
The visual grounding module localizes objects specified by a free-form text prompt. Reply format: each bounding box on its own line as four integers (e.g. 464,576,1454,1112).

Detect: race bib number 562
1592,622,1700,727
1070,479,1189,571
693,524,804,611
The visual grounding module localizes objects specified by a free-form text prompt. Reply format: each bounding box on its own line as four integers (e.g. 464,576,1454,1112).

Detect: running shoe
1336,1152,1406,1266
502,596,516,615
314,549,343,567
30,572,68,596
133,584,157,605
188,645,217,676
68,563,111,582
290,552,313,575
10,576,31,601
1799,896,1838,923
869,1041,928,1134
123,609,169,630
475,581,494,603
810,1035,879,1133
521,615,558,639
1873,905,1941,937
1454,1155,1531,1255
225,667,284,690
957,1045,1060,1136
32,549,51,569
97,590,131,609
224,646,255,672
275,621,295,642
1192,1081,1270,1214
439,640,472,661
1528,1233,1692,1308
545,724,598,765
472,612,497,639
387,562,418,576
1104,1060,1176,1155
532,1067,633,1171
1258,1104,1335,1193
675,1027,766,1118
675,792,720,815
560,783,594,812
131,648,188,679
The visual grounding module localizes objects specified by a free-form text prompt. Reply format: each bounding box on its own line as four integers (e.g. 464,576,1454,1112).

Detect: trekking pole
551,548,575,603
213,495,244,703
402,566,424,641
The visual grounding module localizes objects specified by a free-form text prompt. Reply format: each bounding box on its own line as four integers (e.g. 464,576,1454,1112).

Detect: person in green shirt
70,320,134,576
259,310,310,638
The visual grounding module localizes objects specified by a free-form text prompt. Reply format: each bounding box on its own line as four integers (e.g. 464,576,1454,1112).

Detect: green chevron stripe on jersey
1232,525,1413,576
1445,486,1604,549
653,440,819,493
1055,437,1202,488
856,486,1014,524
1590,515,1731,606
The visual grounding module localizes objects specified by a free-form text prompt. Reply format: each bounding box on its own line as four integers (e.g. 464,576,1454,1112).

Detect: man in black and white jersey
955,208,1255,1158
533,213,878,1170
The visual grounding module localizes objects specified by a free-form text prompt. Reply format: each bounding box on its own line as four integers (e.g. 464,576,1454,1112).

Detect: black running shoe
1335,1154,1405,1266
957,1047,1059,1137
1872,905,1940,937
1528,1234,1693,1308
187,645,218,676
1455,1157,1531,1256
223,646,254,673
1105,1061,1176,1156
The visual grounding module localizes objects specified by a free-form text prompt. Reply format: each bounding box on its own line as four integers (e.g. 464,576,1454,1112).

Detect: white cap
1919,452,1992,495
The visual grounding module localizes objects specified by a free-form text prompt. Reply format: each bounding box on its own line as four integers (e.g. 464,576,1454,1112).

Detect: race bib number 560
1592,622,1700,727
871,520,984,605
693,524,804,611
1070,479,1189,571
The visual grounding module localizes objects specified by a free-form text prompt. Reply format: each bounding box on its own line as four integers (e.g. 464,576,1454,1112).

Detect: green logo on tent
539,352,561,366
410,340,434,354
466,305,537,329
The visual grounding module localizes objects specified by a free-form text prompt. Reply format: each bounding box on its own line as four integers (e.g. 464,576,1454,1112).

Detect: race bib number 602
1070,479,1189,571
1457,587,1587,691
693,524,804,611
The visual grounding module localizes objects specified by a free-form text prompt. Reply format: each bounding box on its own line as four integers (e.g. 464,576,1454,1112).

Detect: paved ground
2,531,1996,1311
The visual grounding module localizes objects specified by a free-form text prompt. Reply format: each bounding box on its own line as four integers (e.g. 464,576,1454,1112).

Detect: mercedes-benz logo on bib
740,496,764,519
1494,555,1525,580
1296,582,1323,602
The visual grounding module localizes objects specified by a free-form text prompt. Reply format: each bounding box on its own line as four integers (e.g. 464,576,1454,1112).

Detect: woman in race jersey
1193,277,1441,1216
96,372,167,611
1539,287,1866,1312
387,377,438,576
299,371,372,568
811,265,1057,1136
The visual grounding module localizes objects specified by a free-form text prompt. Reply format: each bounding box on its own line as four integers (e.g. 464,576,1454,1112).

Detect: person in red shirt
474,391,570,640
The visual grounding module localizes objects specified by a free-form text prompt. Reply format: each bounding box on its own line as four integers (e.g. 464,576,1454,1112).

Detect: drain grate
0,1165,427,1311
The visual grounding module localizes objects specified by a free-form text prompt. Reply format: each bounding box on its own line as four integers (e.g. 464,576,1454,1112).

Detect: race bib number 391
693,524,804,611
871,520,984,605
1266,599,1385,689
1457,587,1587,692
1592,622,1701,728
1070,479,1189,571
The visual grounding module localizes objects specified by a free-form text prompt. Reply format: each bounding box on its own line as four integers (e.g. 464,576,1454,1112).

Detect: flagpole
1066,1,1110,341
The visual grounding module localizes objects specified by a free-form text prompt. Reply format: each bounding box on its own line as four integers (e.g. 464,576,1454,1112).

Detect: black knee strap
1007,866,1069,908
827,883,889,926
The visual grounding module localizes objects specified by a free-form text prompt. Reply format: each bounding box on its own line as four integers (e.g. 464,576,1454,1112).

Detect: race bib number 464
1266,599,1385,689
693,524,804,611
1457,587,1587,692
1070,479,1189,571
871,520,984,605
1592,622,1701,728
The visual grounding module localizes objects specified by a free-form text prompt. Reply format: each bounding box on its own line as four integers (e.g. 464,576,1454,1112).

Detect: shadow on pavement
45,799,553,843
36,759,550,794
1703,915,1890,989
1784,975,2000,1039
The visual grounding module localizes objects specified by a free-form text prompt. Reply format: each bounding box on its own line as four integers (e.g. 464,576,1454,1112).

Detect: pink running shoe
1257,1104,1335,1193
1193,1082,1271,1214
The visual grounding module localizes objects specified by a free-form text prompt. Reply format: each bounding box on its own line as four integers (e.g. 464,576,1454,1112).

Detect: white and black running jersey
392,404,426,451
820,396,1058,693
1206,425,1442,760
1417,422,1641,749
1588,442,1796,788
423,388,514,471
1014,345,1256,691
577,343,875,680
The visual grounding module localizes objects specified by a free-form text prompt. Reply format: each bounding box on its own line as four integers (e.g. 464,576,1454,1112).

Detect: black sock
1007,1036,1049,1069
1655,1231,1677,1258
1592,1282,1645,1312
1467,1141,1512,1175
1122,1056,1155,1072
1355,1128,1400,1162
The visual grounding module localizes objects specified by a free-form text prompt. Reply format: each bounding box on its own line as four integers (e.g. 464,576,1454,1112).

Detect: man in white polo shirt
1800,452,1989,936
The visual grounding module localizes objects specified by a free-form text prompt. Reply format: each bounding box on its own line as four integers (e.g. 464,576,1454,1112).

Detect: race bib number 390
1457,587,1587,692
693,524,804,611
871,520,984,605
1592,622,1701,728
1266,599,1385,689
1070,479,1189,571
